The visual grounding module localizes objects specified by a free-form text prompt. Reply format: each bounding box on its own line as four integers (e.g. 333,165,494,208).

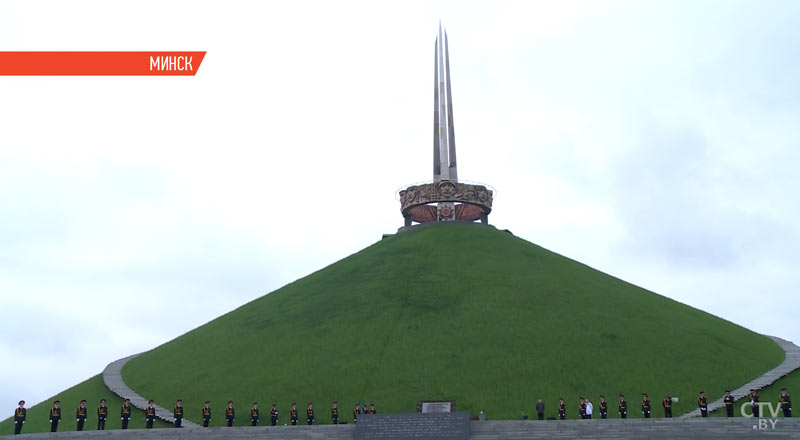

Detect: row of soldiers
11,398,377,434
542,389,792,420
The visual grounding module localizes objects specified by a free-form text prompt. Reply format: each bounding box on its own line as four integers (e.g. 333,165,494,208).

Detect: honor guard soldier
270,403,278,426
750,389,760,418
369,403,376,414
202,401,211,427
145,400,156,428
97,399,108,430
641,394,651,418
724,390,735,417
779,388,792,417
250,402,259,426
618,394,627,419
698,391,708,417
353,403,360,424
662,395,672,418
13,400,26,435
76,400,88,431
49,400,61,432
578,397,586,419
121,398,132,429
558,398,566,420
226,401,235,427
306,402,315,425
331,401,339,424
598,395,608,419
174,399,184,427
290,402,298,425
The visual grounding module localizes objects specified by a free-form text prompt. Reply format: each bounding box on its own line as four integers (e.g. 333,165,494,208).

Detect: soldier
173,399,184,428
641,393,651,419
226,401,235,427
270,403,278,426
250,402,259,426
76,399,88,431
698,391,708,417
558,397,566,420
49,400,61,432
97,398,108,430
145,400,156,428
662,395,672,418
290,402,298,425
353,403,360,424
13,400,26,435
331,401,339,424
724,390,735,417
779,388,792,417
750,389,760,418
618,394,627,419
121,398,132,429
202,401,212,427
536,399,545,421
369,403,377,415
598,395,608,419
306,402,315,425
578,397,586,419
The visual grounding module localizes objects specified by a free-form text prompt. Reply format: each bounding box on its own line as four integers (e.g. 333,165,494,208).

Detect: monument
398,24,494,229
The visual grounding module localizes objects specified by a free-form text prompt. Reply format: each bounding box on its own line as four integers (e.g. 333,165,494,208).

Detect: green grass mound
710,368,799,418
0,374,170,435
120,224,783,423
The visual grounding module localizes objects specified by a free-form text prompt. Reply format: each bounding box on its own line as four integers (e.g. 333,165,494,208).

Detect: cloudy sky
1,0,799,409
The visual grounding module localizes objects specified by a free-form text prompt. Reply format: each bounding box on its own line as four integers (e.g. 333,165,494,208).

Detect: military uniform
599,399,608,419
145,405,156,428
173,403,184,427
724,394,735,417
698,394,708,417
306,405,315,425
558,401,566,420
369,404,376,415
662,397,672,418
49,404,61,432
618,397,627,419
13,404,26,435
353,405,360,424
331,403,339,424
270,405,278,426
641,397,651,418
251,406,259,426
76,404,88,431
579,401,586,419
750,391,760,418
226,404,235,427
290,405,298,425
121,402,131,429
780,392,792,418
202,405,212,427
97,403,108,430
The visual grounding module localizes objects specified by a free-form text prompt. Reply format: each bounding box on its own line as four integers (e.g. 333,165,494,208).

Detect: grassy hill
0,374,170,435
116,224,783,423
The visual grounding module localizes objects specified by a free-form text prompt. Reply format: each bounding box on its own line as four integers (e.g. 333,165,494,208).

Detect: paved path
10,419,800,439
681,335,800,418
102,353,199,428
100,334,798,428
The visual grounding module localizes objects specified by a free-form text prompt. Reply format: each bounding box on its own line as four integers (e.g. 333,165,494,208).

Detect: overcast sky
2,0,799,409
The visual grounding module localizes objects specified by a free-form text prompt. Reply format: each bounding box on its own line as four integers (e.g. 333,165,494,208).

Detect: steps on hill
102,353,198,427
680,335,800,418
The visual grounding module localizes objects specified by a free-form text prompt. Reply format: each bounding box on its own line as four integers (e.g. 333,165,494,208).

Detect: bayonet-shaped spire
433,23,458,183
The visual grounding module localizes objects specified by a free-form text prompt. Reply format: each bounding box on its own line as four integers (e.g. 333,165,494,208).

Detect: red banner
0,51,206,76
